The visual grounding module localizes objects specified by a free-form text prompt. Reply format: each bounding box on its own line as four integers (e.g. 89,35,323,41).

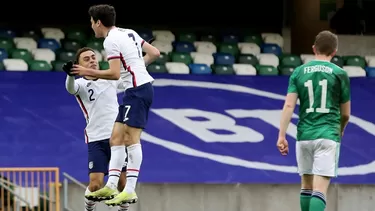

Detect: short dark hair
75,47,96,64
314,30,338,56
88,4,116,27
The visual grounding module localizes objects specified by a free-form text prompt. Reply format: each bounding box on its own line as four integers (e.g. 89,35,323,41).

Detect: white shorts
296,139,340,177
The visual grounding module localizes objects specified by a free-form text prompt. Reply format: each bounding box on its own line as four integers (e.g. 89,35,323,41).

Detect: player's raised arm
65,75,80,95
142,41,160,66
339,71,351,136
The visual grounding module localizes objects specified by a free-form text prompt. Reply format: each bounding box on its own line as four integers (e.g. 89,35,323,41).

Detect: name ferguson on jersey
304,65,333,74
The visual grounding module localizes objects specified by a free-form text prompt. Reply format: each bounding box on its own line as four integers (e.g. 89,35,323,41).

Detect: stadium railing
0,168,60,211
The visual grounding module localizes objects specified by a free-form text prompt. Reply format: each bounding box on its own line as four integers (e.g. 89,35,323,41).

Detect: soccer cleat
85,186,118,202
104,191,138,206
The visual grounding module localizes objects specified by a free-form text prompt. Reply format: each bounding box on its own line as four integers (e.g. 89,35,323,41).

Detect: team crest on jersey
89,161,93,169
87,82,92,87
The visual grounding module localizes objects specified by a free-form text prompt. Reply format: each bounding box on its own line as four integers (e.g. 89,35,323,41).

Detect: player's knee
110,123,125,146
124,126,142,145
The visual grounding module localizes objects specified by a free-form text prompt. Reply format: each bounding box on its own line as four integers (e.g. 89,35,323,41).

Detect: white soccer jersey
104,27,154,90
74,78,122,143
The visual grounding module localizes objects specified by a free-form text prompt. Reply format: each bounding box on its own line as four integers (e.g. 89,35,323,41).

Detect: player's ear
312,45,317,55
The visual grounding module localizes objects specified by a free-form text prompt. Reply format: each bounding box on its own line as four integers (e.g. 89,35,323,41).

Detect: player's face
90,17,102,38
79,50,98,70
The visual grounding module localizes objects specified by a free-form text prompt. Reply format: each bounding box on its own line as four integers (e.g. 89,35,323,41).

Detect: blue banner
1,72,375,184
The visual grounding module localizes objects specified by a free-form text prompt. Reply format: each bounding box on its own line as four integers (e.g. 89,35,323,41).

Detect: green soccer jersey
287,60,351,142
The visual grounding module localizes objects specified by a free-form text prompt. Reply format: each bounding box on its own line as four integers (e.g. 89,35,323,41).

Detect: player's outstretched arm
65,75,80,95
142,41,160,66
70,60,120,80
279,93,298,138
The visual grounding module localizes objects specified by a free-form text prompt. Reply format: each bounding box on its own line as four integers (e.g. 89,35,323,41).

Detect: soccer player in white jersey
71,4,160,206
64,47,130,211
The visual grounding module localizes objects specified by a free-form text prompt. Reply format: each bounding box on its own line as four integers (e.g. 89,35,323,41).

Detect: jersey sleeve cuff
141,40,145,47
107,56,121,60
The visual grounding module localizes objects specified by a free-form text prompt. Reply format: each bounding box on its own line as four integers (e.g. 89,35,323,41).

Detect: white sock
124,144,143,193
106,145,127,190
118,203,130,211
85,188,96,211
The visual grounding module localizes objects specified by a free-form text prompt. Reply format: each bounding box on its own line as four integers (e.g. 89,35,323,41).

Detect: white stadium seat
194,41,216,54
32,49,56,64
343,66,366,77
191,52,214,66
233,64,257,75
153,30,175,42
257,53,279,67
14,37,37,52
165,62,189,74
3,59,28,71
238,42,261,55
153,41,173,54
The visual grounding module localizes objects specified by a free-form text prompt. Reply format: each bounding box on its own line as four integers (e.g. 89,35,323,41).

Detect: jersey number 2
88,89,95,101
304,79,330,113
128,33,141,58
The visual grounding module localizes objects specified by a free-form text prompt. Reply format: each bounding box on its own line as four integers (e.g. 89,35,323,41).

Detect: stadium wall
64,183,375,211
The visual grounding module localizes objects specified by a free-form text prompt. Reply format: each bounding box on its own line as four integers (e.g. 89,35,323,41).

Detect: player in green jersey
277,30,351,211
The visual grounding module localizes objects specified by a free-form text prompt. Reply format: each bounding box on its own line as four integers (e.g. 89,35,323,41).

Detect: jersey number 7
128,33,141,58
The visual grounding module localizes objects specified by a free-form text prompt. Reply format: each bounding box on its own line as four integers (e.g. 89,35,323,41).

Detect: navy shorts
115,82,154,129
88,139,127,175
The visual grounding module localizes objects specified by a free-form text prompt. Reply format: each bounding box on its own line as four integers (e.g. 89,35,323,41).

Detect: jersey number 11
304,79,330,113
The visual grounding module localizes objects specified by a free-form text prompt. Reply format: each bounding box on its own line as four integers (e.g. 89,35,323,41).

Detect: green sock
300,195,311,210
309,191,326,211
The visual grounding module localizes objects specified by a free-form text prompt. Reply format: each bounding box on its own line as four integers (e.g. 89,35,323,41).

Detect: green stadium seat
0,38,14,51
29,60,52,71
279,66,295,75
147,64,168,73
211,65,235,75
87,40,104,51
257,65,279,76
201,34,216,43
170,52,192,65
99,61,109,70
178,33,197,42
154,52,169,65
280,54,302,67
331,55,344,67
238,54,259,65
11,48,32,63
66,30,87,43
243,34,263,46
58,51,75,62
22,30,40,40
218,43,239,56
0,62,4,70
344,55,366,68
63,40,82,52
51,60,65,71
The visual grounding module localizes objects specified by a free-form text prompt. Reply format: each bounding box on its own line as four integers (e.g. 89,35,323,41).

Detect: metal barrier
62,172,86,211
0,168,60,211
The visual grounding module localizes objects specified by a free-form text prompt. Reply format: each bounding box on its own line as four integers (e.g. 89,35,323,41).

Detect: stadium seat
211,65,235,75
0,62,4,70
280,54,302,67
178,33,196,42
238,54,259,66
57,50,75,62
154,52,169,65
194,41,217,54
22,30,40,40
233,64,257,75
243,34,262,46
258,53,279,67
101,49,107,61
222,34,239,44
0,38,15,51
261,43,282,56
147,64,168,73
99,61,109,70
66,30,86,43
165,62,189,74
153,30,175,42
213,53,235,65
191,52,214,66
32,49,56,64
173,41,195,53
344,55,366,69
365,67,375,77
11,48,33,63
0,49,8,61
153,41,173,53
14,37,37,52
257,65,279,76
300,54,315,64
263,33,284,48
51,60,65,71
0,29,16,39
29,60,52,71
137,29,153,41
44,30,64,42
331,55,344,67
279,66,295,75
170,52,192,65
365,56,375,67
238,43,261,55
87,39,104,51
343,66,366,77
63,40,82,52
38,38,60,51
200,34,216,43
94,50,103,62
218,43,239,56
41,27,63,34
3,58,28,71
189,63,212,74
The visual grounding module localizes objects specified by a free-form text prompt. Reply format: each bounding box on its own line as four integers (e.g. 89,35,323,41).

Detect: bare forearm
143,54,157,66
278,106,294,138
340,115,350,134
92,69,120,80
